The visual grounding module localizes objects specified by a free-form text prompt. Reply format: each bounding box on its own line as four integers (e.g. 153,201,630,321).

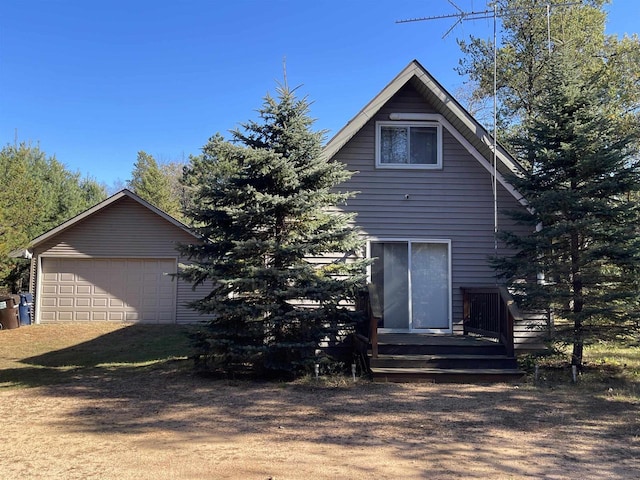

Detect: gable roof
323,59,527,205
28,189,198,249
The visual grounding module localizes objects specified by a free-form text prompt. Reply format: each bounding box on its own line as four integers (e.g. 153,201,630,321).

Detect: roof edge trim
322,59,526,192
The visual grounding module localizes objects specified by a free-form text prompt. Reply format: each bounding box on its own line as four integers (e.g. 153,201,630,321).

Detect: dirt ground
1,324,638,479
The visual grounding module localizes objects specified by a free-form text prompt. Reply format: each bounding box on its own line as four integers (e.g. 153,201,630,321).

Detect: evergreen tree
0,146,40,291
457,0,640,160
494,50,640,368
160,160,192,219
31,155,106,235
128,151,181,218
0,143,107,292
178,85,367,378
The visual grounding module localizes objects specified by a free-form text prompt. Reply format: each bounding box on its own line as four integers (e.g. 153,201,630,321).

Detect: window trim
375,120,443,169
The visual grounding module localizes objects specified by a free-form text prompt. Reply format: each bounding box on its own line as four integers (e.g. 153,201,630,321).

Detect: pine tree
494,50,640,368
178,85,367,378
457,0,640,161
128,151,181,218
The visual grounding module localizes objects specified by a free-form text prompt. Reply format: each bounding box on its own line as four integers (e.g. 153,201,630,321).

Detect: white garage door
40,258,177,323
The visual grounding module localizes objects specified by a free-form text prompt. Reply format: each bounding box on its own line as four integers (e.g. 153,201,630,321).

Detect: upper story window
376,121,442,169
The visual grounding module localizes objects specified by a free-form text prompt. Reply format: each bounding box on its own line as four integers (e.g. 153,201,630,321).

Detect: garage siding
31,195,208,324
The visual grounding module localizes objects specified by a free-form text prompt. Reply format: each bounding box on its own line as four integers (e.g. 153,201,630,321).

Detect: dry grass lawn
1,323,638,479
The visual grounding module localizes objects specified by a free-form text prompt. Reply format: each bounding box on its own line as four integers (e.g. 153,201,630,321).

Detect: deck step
367,334,522,383
375,334,508,356
371,367,524,384
376,344,507,356
372,354,509,360
370,353,518,370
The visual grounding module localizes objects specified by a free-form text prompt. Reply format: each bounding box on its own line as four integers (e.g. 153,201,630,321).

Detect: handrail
461,286,516,357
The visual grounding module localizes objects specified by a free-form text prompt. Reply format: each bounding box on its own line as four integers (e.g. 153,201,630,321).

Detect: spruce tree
178,85,367,378
494,49,640,368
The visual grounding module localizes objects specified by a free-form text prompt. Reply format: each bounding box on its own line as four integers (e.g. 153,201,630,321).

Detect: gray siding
31,196,208,324
514,311,552,351
333,83,532,334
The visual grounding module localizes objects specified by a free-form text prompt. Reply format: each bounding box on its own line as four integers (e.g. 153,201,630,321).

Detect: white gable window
376,121,442,169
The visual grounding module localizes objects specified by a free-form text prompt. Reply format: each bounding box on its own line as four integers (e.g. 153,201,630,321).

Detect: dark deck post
367,283,382,359
462,288,470,335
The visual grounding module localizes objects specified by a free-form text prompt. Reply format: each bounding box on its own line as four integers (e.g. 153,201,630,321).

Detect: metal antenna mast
397,1,581,44
397,1,496,39
397,1,580,255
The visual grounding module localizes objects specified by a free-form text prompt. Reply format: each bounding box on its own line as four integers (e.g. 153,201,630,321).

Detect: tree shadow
23,324,195,368
40,377,639,478
3,326,639,478
0,324,196,388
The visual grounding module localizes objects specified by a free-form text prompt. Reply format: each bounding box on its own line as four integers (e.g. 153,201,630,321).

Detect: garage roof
28,189,198,250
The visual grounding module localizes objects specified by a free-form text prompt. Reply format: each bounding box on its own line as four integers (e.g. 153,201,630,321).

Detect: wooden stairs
368,333,523,383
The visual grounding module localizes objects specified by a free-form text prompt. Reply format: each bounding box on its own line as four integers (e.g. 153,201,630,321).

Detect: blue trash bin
18,293,33,326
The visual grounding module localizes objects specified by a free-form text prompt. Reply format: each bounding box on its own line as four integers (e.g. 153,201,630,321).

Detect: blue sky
1,0,638,191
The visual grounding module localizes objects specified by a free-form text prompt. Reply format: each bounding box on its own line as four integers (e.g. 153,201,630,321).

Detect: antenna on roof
397,1,582,257
397,0,495,40
397,1,581,47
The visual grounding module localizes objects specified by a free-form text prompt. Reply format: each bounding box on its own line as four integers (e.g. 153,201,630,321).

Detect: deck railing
357,285,518,359
461,286,519,357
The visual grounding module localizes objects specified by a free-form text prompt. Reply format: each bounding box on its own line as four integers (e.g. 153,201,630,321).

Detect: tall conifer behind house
178,85,367,377
457,0,640,163
494,48,640,368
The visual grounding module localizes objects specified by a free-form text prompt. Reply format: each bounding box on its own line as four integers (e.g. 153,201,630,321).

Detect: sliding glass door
370,240,451,332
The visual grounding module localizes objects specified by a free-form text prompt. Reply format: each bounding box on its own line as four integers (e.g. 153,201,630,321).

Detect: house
26,189,208,324
325,60,544,381
23,61,543,380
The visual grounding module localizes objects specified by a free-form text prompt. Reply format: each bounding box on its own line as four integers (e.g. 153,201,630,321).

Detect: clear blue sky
1,0,637,191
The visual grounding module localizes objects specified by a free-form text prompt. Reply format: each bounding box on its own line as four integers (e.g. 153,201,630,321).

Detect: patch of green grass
24,325,196,368
0,324,198,389
580,340,640,400
518,340,640,400
584,339,640,370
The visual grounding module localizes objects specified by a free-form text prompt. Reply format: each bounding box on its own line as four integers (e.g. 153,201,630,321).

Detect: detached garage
28,190,206,324
40,258,176,322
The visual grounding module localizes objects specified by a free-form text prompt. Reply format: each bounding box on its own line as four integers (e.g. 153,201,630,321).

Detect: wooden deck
378,333,500,346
